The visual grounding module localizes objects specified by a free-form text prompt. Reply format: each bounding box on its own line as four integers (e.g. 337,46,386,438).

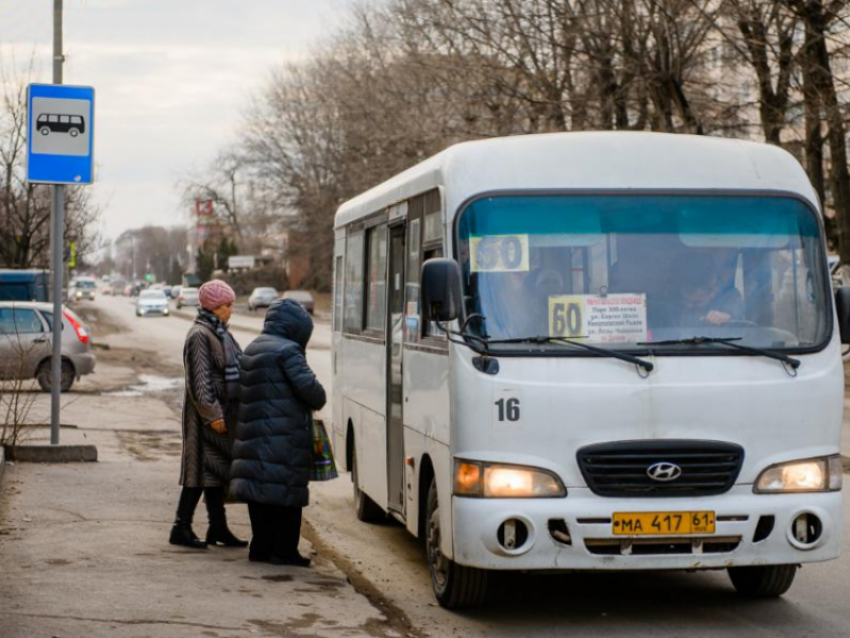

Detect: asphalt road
3,294,850,638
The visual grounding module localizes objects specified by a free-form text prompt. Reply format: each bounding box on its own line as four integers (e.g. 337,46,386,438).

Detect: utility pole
49,0,64,445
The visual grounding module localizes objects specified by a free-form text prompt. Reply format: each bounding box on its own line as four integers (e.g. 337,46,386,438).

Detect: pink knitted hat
198,280,236,311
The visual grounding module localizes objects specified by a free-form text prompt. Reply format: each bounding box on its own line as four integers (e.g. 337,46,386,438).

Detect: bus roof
334,132,819,229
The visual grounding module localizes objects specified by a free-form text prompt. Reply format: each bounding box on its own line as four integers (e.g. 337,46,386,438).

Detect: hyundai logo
647,462,683,482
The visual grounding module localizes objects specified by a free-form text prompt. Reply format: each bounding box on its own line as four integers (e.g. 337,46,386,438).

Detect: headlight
453,460,566,498
755,455,843,493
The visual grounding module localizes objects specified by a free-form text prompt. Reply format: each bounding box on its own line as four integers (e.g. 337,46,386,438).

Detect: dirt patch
301,520,427,638
97,346,183,377
261,574,295,583
115,430,182,462
73,305,126,341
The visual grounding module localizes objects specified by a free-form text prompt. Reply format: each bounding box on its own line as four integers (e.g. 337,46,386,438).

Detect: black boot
170,487,207,549
170,520,208,549
205,487,248,548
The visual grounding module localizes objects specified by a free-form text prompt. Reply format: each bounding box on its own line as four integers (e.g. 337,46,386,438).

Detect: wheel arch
418,453,435,540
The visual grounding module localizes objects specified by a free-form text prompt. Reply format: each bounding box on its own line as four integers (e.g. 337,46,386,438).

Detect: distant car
101,283,114,296
0,301,96,392
163,285,173,298
68,277,97,302
136,290,170,317
177,287,200,309
170,285,182,300
282,290,314,315
248,287,279,311
122,284,134,296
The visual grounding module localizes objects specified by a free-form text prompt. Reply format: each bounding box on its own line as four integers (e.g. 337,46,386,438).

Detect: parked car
136,290,170,317
0,301,96,392
248,287,279,311
176,287,200,309
281,290,314,315
68,277,97,302
0,269,50,302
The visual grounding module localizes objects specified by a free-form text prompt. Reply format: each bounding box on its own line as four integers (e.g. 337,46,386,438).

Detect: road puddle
104,374,183,397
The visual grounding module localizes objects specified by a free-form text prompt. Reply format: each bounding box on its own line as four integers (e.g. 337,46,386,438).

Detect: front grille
577,440,744,498
584,536,741,556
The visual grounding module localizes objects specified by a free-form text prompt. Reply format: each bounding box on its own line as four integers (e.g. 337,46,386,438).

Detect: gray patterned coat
180,321,240,488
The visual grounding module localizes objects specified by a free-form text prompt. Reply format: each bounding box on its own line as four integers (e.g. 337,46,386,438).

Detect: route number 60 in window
549,298,583,338
470,234,529,273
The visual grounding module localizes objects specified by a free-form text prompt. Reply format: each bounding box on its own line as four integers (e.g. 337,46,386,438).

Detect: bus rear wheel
728,564,798,598
351,444,383,523
426,477,488,609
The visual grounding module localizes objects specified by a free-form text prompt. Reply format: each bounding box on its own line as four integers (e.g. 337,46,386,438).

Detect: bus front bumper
451,486,842,571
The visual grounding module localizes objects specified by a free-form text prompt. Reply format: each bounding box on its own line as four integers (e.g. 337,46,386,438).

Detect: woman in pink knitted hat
169,279,247,550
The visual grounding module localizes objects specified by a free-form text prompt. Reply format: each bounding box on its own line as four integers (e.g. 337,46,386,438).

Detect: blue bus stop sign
27,84,95,185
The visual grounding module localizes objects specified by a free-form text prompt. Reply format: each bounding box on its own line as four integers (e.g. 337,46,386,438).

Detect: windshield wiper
486,335,654,373
637,336,801,370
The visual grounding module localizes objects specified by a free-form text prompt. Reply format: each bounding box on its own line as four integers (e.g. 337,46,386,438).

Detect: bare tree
0,56,102,269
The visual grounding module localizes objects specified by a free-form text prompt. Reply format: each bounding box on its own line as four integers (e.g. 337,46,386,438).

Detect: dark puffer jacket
230,299,327,507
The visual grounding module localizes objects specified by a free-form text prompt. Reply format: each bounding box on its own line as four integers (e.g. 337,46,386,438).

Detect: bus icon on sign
36,113,85,138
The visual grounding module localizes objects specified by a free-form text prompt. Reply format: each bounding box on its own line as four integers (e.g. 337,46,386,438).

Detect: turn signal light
453,460,566,498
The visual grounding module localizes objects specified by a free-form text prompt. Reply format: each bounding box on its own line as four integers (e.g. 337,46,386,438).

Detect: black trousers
247,501,303,559
175,486,227,529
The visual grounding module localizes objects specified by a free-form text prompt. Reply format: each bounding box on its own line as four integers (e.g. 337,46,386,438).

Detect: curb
4,445,98,463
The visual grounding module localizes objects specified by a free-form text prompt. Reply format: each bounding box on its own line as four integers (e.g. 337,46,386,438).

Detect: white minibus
331,132,846,609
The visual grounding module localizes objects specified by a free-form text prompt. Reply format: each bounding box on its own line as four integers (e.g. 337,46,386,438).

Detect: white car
248,287,279,311
136,290,170,317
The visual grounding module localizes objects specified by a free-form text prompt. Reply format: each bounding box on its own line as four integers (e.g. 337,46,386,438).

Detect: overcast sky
0,0,348,242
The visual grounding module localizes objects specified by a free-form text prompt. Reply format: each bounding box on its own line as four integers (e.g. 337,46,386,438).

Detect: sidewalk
0,357,404,638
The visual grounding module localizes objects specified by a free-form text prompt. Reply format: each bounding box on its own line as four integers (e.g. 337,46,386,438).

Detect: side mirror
421,258,463,323
835,287,850,343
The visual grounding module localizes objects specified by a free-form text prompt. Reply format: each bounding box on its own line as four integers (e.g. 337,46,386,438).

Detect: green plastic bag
310,419,338,481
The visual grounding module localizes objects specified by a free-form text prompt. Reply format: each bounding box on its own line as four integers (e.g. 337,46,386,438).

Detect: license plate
612,511,716,536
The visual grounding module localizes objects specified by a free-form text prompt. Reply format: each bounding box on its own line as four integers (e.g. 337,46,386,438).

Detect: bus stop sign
26,84,95,185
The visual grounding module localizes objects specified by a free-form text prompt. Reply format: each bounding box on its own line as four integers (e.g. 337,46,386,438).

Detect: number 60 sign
470,234,529,273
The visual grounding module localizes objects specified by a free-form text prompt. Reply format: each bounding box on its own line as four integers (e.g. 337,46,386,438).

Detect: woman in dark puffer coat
231,299,326,566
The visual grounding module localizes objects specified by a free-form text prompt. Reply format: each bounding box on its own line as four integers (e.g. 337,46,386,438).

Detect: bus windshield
457,194,829,353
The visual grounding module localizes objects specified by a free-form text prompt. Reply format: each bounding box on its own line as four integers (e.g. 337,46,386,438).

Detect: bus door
386,223,406,513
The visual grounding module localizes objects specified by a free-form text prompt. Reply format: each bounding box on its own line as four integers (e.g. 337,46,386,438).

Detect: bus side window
365,224,388,334
343,230,365,334
333,255,343,333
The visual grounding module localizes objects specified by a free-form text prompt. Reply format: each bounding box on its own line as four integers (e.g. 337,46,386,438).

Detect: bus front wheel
351,444,383,523
728,564,798,598
426,478,488,609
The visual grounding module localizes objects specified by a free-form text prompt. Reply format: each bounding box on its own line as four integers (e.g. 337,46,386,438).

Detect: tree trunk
803,4,850,263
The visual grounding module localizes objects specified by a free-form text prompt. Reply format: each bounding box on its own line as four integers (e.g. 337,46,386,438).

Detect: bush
221,265,289,296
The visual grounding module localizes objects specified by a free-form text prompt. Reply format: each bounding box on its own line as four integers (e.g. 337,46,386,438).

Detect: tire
70,128,79,137
351,444,384,523
36,360,75,393
40,127,50,136
728,564,798,598
426,477,488,609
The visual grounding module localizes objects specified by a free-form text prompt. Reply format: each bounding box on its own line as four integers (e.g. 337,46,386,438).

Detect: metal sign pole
50,0,64,446
50,186,64,445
